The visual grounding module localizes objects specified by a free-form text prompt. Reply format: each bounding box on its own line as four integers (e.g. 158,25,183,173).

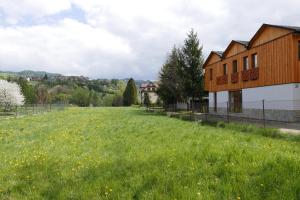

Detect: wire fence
0,104,66,119
164,100,300,129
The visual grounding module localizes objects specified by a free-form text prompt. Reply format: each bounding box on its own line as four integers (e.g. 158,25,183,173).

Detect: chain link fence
163,100,300,129
0,104,66,119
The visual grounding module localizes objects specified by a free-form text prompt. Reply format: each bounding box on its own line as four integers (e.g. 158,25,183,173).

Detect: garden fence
165,100,300,129
0,104,66,119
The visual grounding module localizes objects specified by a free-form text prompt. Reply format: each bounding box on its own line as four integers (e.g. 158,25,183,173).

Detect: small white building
140,82,159,105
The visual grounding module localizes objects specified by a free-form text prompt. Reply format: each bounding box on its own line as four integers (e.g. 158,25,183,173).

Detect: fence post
227,101,229,123
262,99,265,128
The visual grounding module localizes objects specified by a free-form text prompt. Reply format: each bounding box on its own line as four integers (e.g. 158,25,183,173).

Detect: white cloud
0,19,133,77
0,0,71,24
0,0,300,79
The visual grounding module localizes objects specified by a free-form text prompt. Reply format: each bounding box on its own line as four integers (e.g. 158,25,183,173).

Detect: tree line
157,29,207,111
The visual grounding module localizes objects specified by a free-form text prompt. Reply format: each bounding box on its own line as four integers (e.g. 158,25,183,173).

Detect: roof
222,40,249,58
248,24,300,47
234,40,249,46
204,23,300,68
140,82,158,88
264,24,300,32
203,51,223,68
213,51,224,57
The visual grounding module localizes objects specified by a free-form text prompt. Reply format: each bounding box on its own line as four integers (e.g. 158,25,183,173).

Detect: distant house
204,24,300,122
140,82,159,104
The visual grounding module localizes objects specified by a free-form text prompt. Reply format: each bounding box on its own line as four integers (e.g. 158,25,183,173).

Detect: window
243,56,248,71
223,64,227,75
252,53,258,68
209,68,213,80
232,60,238,73
298,41,300,60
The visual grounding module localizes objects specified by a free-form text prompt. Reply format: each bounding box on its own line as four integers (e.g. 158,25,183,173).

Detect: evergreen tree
43,74,48,81
123,78,138,106
17,77,36,104
178,29,205,112
143,92,151,107
157,46,183,110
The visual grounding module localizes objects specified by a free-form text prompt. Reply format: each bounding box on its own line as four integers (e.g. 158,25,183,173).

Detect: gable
205,53,222,66
223,42,247,58
250,26,293,47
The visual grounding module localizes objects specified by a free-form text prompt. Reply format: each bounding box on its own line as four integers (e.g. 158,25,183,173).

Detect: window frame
243,56,248,71
209,68,213,80
252,53,258,68
232,60,238,73
223,64,227,75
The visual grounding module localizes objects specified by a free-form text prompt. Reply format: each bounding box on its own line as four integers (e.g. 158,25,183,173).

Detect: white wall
209,83,300,110
243,83,300,110
209,91,228,108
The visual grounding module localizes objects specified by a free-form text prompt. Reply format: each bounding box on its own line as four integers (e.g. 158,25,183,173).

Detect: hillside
0,70,61,79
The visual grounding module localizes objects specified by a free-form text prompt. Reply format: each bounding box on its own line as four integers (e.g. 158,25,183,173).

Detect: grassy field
0,107,299,199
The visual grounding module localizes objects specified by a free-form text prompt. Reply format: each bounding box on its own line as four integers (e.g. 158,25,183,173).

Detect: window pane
243,57,248,71
252,54,258,68
223,64,227,75
233,60,238,73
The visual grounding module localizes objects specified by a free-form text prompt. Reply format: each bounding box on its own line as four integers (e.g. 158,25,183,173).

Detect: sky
0,0,299,80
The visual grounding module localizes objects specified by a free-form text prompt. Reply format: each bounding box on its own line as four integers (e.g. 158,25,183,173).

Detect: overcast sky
0,0,299,79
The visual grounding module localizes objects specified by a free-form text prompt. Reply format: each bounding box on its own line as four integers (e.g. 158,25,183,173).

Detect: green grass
0,107,299,199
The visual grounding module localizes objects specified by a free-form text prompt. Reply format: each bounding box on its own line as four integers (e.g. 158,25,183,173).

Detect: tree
143,92,151,108
17,78,36,104
90,90,100,107
43,74,48,81
112,93,123,107
36,84,49,105
178,29,205,112
123,78,138,106
157,46,183,110
70,87,90,107
0,80,24,111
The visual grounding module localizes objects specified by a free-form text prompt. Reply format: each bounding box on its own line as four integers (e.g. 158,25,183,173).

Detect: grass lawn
0,107,299,199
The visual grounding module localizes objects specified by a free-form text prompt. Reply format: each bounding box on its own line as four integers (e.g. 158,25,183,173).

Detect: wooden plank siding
205,32,299,92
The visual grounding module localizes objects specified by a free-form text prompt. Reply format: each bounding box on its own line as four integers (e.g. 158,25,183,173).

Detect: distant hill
0,70,61,79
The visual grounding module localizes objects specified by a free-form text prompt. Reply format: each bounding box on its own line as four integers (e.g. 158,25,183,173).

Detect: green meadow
0,107,299,199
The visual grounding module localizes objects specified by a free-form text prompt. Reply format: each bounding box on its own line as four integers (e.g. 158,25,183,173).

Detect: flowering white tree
0,80,24,111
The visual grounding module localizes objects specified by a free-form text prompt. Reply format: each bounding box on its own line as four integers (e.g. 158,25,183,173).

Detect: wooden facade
204,24,300,92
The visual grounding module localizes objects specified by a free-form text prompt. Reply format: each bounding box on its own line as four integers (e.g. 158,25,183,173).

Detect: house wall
141,91,158,104
204,29,298,92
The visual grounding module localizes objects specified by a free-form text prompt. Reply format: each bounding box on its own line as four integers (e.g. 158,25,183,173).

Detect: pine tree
123,78,138,106
157,46,183,110
178,29,205,112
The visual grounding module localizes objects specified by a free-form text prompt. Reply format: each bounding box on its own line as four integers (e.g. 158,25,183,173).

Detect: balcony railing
216,74,228,85
242,68,259,81
231,72,239,83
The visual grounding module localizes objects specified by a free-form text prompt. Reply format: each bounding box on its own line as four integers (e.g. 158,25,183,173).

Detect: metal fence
0,104,66,119
165,100,300,129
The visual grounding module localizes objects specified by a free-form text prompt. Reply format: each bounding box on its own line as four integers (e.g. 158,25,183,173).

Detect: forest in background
0,70,148,107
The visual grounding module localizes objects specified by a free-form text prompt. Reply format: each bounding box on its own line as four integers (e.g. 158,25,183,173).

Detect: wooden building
203,24,300,122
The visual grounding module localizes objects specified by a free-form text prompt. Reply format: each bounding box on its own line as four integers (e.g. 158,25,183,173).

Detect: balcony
231,72,239,84
216,74,228,85
242,68,259,81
